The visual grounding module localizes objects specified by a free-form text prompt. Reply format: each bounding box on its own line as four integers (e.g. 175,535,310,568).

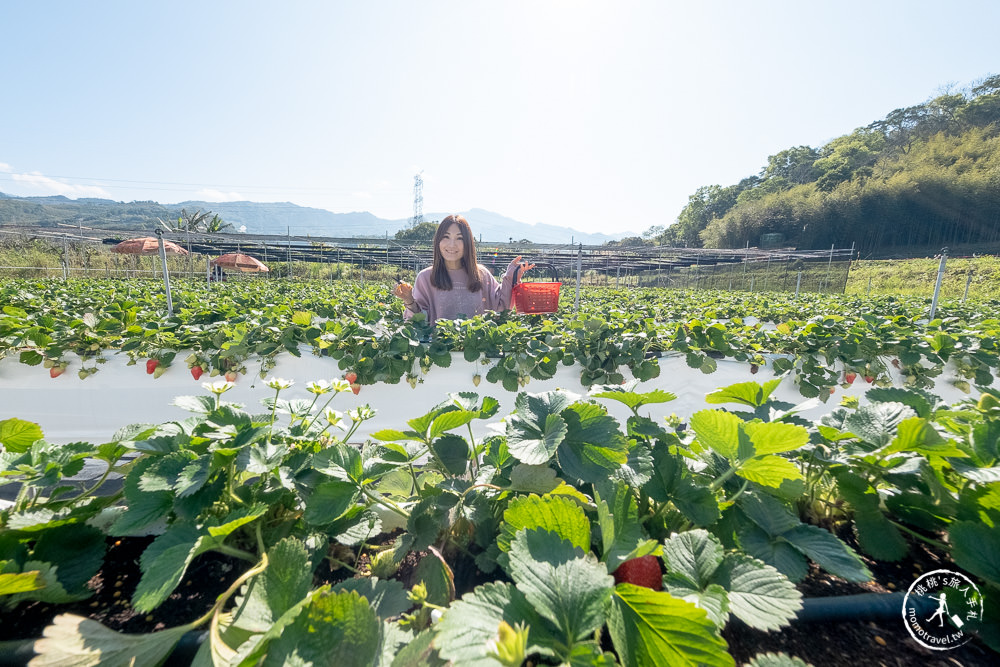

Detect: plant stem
888,519,948,551
466,423,479,477
226,459,244,505
212,543,259,563
722,478,750,505
709,465,739,491
360,486,409,519
408,461,422,495
77,459,117,500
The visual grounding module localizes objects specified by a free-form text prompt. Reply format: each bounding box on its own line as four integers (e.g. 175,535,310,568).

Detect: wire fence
0,225,857,295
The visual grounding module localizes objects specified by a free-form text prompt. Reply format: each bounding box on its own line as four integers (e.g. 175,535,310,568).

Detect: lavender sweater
404,263,518,323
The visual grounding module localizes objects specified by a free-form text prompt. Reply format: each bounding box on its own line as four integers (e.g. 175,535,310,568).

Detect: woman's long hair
430,214,482,292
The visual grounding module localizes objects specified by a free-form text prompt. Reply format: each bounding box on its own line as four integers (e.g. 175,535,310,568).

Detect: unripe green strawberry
613,555,662,590
472,373,481,387
153,365,167,379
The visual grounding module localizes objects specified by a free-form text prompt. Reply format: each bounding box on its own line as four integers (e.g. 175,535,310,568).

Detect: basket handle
513,262,559,286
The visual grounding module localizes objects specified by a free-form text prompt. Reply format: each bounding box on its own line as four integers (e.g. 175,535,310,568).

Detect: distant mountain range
0,193,635,244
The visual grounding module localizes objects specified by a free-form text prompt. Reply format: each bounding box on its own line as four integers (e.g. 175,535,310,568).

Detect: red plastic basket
512,263,561,314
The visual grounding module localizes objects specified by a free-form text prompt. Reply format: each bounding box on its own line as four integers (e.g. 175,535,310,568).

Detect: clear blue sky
1,1,997,236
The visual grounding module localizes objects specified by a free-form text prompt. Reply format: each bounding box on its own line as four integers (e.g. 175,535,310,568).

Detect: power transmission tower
409,172,423,228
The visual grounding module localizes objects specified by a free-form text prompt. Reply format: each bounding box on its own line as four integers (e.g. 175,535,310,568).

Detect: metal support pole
823,243,834,293
929,247,948,320
62,237,68,280
155,229,174,317
962,264,973,303
287,227,292,279
795,271,802,298
867,277,872,296
574,244,582,313
206,256,211,285
616,265,620,288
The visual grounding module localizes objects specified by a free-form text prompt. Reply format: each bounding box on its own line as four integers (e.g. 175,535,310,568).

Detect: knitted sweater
404,263,517,323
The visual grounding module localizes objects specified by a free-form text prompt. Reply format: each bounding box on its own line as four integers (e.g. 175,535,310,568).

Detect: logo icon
902,568,984,650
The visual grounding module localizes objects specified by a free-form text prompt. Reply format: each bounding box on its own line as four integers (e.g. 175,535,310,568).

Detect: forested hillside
656,75,1000,256
0,196,181,230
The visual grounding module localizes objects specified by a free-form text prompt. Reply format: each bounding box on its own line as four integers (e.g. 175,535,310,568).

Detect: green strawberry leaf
713,552,802,631
608,584,734,667
742,421,810,456
506,412,568,465
31,613,189,667
0,418,44,453
262,589,380,667
332,578,411,621
231,537,314,633
661,529,724,589
304,480,359,525
507,528,614,645
705,380,781,408
781,524,871,583
435,581,555,665
737,455,803,488
949,521,1000,587
499,494,591,554
690,410,742,460
556,403,628,484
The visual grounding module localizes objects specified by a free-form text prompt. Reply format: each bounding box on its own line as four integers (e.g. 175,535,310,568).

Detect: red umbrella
112,237,188,255
211,253,269,273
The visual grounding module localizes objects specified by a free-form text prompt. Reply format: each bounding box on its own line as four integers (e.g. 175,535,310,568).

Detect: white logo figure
926,592,949,628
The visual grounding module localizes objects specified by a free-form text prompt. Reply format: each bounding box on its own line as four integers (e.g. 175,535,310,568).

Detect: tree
201,214,233,233
759,146,820,184
394,221,438,241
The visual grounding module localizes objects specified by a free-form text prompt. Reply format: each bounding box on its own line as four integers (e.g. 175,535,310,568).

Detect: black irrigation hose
796,592,935,623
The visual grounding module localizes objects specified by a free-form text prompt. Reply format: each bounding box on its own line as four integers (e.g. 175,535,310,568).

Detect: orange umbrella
211,253,269,273
112,237,188,255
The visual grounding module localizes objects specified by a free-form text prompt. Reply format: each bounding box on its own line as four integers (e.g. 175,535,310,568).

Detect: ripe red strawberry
350,382,361,395
146,359,159,375
844,371,857,384
49,366,65,378
750,363,759,374
225,370,238,382
191,366,204,380
613,555,662,590
345,371,358,384
865,375,875,383
891,358,901,369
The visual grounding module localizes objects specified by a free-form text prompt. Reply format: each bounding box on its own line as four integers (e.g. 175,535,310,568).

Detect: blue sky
1,1,997,236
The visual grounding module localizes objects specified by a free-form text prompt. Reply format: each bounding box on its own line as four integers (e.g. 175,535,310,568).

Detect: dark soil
3,526,996,667
723,524,996,666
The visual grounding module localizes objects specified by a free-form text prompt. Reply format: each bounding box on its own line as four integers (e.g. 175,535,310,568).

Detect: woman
393,214,533,323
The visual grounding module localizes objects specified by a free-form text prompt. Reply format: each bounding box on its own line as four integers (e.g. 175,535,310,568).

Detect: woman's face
438,222,465,266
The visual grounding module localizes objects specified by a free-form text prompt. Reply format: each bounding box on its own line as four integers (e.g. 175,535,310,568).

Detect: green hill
656,74,1000,257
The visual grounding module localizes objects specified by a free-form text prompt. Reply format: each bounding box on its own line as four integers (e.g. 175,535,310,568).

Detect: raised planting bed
1,378,998,665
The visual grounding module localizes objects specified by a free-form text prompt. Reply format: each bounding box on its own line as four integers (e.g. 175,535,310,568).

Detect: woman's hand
508,256,535,281
394,281,414,305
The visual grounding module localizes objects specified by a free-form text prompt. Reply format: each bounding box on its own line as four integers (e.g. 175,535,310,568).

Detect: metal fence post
574,244,582,313
929,247,948,320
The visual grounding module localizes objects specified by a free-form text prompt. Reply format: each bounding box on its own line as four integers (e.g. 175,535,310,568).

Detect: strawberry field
1,277,999,666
